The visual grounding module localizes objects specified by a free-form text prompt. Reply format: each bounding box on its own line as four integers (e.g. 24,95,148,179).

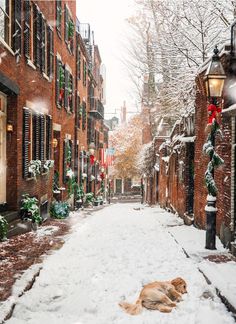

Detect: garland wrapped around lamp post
203,45,226,250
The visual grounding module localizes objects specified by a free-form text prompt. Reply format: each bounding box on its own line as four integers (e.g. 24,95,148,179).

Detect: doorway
0,92,6,205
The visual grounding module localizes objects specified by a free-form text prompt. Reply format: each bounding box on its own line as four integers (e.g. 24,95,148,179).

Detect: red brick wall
0,0,55,209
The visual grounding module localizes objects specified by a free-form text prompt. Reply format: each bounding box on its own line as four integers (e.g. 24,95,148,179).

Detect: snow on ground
4,203,235,324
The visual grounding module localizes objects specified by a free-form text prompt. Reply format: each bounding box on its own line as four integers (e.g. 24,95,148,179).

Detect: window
24,3,53,78
22,108,52,179
0,0,21,54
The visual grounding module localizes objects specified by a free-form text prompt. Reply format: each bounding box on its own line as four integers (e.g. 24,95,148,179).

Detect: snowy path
6,203,235,324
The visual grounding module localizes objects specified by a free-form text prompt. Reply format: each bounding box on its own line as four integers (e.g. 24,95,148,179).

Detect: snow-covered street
5,203,236,324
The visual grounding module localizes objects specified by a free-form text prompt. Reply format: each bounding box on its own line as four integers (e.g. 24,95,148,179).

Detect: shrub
0,215,8,241
85,192,94,204
21,194,42,224
50,201,70,219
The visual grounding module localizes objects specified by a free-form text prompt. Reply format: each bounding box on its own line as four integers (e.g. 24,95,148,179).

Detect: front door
0,93,6,204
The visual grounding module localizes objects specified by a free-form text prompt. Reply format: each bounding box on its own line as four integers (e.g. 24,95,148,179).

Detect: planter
94,201,99,207
31,222,38,231
100,201,103,205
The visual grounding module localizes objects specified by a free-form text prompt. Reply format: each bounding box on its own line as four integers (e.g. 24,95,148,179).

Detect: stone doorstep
7,219,33,238
230,243,236,257
183,213,194,226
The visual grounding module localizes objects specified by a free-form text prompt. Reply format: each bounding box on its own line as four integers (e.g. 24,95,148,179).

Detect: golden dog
119,277,187,315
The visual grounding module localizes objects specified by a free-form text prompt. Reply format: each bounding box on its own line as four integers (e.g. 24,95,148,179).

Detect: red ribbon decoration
90,155,95,165
207,104,222,124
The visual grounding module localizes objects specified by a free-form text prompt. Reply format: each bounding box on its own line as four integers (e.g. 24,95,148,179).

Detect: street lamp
203,45,226,250
205,46,226,100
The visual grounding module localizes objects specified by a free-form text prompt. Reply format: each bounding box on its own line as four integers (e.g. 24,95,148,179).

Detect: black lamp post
203,46,226,250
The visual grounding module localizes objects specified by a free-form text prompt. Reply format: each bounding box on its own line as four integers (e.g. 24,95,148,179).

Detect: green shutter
64,5,68,43
56,0,62,32
64,68,69,110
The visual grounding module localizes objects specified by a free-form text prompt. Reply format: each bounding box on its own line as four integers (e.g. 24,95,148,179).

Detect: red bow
207,104,221,124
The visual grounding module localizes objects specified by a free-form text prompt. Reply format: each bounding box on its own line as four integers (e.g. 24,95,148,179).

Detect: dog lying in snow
119,277,187,315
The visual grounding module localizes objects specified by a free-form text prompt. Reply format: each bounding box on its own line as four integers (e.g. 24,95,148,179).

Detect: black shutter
64,68,69,110
47,26,54,78
63,140,67,183
24,0,31,58
13,0,22,55
71,76,74,112
64,5,68,42
46,115,52,160
82,102,86,130
70,140,74,169
33,5,41,67
40,115,45,162
33,114,40,160
56,57,60,106
23,108,30,178
41,17,46,73
77,43,81,80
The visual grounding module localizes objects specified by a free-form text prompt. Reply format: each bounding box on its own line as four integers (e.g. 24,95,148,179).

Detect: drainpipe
231,117,235,237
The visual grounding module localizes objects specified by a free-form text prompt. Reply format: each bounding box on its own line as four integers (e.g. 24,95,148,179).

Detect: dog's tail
119,297,143,315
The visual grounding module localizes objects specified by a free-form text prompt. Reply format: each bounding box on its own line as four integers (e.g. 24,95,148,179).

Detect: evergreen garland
203,119,224,196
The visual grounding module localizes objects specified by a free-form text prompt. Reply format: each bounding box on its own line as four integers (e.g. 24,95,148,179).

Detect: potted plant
20,194,42,227
50,201,70,219
84,192,94,207
43,160,54,173
28,160,41,178
0,215,8,241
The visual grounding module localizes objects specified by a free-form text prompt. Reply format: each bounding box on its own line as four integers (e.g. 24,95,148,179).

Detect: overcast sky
76,0,138,120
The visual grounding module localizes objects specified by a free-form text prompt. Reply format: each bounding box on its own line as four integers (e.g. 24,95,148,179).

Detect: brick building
194,48,234,248
0,0,107,227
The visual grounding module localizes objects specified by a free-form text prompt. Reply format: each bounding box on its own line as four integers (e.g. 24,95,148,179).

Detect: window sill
27,59,37,70
42,73,50,81
0,37,15,56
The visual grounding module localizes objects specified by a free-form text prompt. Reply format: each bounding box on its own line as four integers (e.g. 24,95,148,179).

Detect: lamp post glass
204,46,226,98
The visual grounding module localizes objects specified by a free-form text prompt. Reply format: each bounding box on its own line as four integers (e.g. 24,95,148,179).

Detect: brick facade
0,0,107,220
